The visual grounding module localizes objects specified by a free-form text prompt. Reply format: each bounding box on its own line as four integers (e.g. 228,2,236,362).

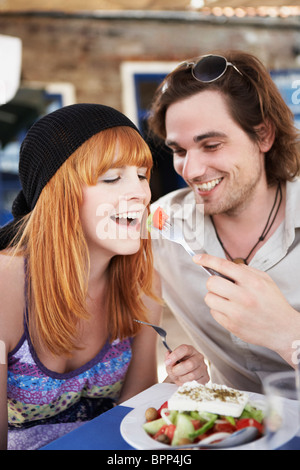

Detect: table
41,383,176,450
41,383,300,451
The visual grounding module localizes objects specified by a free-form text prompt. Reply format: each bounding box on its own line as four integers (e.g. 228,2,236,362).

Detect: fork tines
161,222,171,231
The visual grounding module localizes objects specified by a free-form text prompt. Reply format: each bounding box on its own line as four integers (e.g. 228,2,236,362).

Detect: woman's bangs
111,127,153,177
71,127,153,186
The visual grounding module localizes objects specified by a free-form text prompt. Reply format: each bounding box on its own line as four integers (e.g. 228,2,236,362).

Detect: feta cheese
168,381,249,418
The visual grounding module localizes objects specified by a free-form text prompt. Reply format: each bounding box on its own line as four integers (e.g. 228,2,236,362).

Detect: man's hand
193,253,300,367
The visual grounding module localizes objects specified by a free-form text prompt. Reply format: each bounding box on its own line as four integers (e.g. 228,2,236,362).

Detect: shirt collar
286,178,300,229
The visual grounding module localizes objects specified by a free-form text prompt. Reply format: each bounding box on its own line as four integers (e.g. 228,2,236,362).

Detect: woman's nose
124,177,150,202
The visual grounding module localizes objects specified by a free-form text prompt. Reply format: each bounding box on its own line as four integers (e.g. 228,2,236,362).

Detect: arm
193,253,300,368
0,253,25,449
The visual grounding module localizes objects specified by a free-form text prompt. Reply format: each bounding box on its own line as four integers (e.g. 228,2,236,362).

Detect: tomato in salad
236,418,264,434
157,401,168,418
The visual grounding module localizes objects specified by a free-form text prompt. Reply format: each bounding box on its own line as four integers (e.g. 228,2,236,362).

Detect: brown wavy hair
10,126,157,356
148,50,300,186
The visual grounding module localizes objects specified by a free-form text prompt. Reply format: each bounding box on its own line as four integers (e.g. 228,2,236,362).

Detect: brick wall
0,13,299,110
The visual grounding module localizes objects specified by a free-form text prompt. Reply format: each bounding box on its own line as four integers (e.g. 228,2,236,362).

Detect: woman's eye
102,177,121,184
138,174,148,180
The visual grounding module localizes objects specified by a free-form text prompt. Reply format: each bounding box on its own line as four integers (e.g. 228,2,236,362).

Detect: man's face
165,90,267,216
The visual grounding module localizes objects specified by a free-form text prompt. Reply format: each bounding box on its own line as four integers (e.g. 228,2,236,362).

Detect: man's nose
182,151,208,181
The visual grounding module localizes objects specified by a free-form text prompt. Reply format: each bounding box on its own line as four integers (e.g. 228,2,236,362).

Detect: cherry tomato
214,421,236,433
236,418,264,435
165,424,176,441
153,424,176,442
157,401,168,418
191,419,201,430
153,424,168,439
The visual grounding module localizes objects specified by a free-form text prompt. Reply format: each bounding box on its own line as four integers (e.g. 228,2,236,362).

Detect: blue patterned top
7,307,132,449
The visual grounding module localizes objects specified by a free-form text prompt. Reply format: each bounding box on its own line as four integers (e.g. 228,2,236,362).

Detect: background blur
0,0,300,379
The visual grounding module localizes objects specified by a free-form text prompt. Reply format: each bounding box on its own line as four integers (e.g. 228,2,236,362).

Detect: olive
145,407,159,421
155,433,170,444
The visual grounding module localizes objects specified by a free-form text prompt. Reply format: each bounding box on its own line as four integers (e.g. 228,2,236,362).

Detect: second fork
133,319,172,352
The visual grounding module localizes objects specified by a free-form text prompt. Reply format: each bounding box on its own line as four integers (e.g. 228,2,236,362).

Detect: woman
0,104,208,450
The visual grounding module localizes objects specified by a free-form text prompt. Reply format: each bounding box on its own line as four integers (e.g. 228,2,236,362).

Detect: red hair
10,127,158,355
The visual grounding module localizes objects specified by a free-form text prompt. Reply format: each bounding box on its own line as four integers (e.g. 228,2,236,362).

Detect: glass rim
263,370,299,392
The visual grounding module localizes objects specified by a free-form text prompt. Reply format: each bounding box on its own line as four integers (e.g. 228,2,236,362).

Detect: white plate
120,390,298,450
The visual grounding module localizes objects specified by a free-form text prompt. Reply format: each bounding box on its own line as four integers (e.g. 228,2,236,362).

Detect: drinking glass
263,370,300,449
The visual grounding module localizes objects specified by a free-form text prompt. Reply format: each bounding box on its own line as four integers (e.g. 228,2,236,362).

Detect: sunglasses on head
179,54,243,83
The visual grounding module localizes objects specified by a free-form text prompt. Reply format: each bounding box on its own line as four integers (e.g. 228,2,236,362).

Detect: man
148,51,300,393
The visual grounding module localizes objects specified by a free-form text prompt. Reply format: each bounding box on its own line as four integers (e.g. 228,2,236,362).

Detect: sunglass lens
193,55,227,82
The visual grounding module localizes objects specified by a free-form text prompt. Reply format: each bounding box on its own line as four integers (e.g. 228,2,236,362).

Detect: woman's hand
164,344,209,385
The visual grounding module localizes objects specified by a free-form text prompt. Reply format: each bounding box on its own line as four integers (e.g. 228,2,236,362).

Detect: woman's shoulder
0,252,24,287
0,253,25,352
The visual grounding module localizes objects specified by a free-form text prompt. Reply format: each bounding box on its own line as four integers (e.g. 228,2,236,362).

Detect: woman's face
80,164,151,259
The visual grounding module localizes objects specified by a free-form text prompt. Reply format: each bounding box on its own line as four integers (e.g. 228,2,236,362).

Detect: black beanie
0,103,140,250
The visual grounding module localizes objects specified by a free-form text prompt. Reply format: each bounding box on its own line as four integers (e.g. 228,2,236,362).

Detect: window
121,62,186,202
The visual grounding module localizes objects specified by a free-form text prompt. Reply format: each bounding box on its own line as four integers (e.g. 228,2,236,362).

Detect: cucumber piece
189,410,218,422
240,404,264,423
225,415,236,426
146,213,153,233
143,418,166,435
171,413,195,446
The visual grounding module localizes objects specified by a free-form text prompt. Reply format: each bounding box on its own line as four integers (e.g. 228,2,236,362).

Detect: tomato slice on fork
152,207,169,230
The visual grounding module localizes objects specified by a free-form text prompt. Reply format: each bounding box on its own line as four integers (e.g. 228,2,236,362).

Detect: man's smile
195,177,223,193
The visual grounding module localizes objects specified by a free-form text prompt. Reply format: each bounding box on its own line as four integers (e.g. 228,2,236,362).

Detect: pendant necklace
210,182,282,265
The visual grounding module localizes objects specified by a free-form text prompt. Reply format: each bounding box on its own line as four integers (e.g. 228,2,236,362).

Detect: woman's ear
255,121,275,153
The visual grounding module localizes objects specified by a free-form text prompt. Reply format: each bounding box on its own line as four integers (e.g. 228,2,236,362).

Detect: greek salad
143,383,264,447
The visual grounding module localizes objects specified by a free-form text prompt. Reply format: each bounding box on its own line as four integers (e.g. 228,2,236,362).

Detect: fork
133,319,172,352
151,221,233,281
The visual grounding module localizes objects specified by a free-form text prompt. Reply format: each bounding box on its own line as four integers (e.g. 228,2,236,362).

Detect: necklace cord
211,182,282,265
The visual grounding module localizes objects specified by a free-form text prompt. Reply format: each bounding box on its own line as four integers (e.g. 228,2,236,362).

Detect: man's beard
195,170,263,217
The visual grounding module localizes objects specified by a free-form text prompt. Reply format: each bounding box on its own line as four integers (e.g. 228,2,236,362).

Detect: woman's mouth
111,211,143,228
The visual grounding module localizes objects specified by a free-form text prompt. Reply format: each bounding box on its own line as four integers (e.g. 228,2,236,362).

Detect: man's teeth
114,211,141,219
197,178,222,191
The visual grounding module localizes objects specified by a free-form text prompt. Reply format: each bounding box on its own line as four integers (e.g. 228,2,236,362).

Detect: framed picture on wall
121,61,186,201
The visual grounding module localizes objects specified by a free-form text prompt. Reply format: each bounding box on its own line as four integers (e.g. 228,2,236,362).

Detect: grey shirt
151,179,300,393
